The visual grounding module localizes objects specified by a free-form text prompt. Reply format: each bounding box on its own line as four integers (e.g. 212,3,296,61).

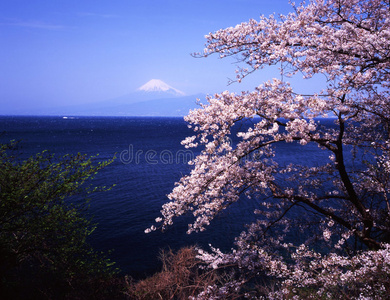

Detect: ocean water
0,116,336,279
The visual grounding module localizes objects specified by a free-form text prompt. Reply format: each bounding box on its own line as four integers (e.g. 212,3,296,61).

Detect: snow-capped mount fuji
137,79,185,96
23,79,205,116
88,79,187,107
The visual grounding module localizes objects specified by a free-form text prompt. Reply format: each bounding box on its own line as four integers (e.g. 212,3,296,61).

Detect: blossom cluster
193,242,390,299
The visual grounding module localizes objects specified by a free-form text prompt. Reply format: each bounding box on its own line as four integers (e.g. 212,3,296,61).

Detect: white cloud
77,12,119,18
2,19,67,30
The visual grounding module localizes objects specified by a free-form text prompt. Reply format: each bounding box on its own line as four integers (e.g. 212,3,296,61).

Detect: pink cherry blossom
149,0,390,297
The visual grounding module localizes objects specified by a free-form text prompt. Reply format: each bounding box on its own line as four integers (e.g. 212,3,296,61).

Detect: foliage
148,0,390,298
0,141,122,299
126,246,228,300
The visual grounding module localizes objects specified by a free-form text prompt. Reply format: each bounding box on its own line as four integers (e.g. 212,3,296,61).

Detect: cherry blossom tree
149,0,390,297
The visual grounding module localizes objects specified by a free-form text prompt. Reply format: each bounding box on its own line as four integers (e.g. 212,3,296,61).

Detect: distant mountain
76,93,205,116
19,79,206,116
104,79,187,106
137,79,185,96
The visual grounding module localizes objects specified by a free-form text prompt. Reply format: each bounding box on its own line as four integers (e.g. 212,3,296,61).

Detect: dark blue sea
0,116,336,279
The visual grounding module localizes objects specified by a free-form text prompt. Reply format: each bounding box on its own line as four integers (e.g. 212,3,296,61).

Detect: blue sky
1,0,294,113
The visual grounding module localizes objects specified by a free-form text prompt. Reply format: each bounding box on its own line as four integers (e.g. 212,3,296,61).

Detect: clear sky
1,0,294,114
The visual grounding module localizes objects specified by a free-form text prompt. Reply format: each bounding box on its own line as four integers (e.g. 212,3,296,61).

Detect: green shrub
0,141,124,299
